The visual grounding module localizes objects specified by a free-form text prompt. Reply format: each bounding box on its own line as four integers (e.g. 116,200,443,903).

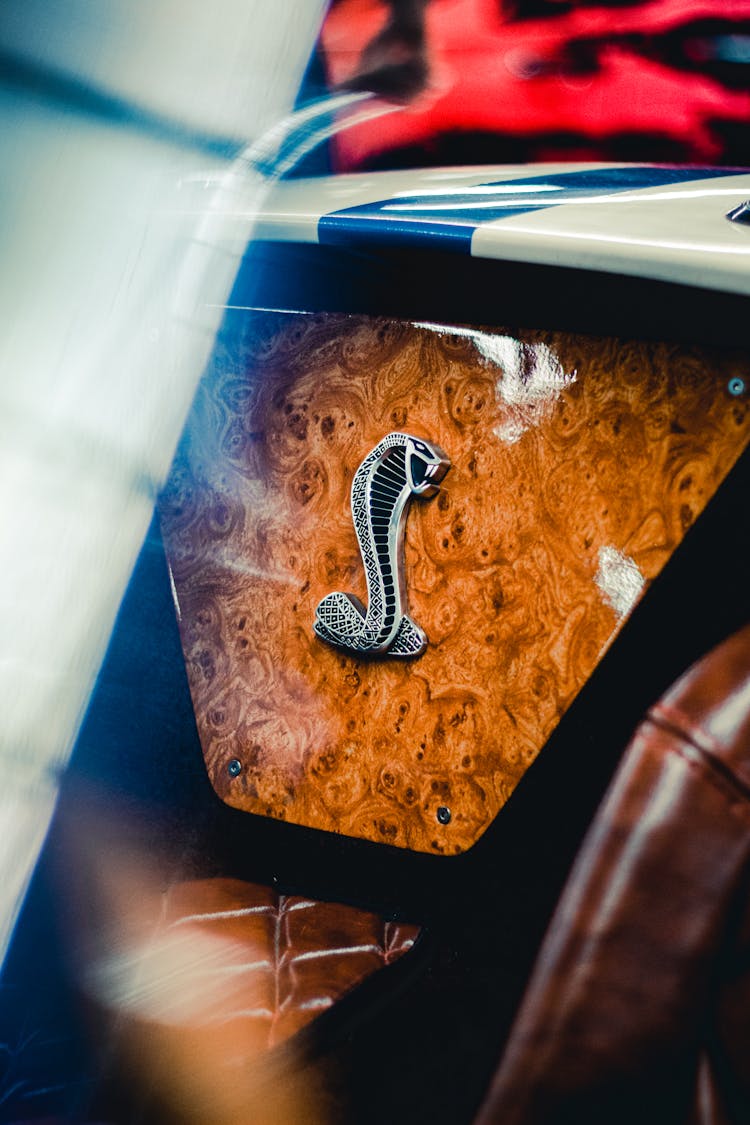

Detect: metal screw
728,377,746,397
436,806,452,825
227,758,242,778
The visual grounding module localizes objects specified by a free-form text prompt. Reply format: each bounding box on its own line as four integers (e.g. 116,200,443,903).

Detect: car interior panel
3,6,750,1121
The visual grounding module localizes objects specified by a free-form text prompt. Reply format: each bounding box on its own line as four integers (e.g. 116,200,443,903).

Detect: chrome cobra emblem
314,432,450,658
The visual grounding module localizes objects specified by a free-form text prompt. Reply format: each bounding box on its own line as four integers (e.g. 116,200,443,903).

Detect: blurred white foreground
0,0,328,966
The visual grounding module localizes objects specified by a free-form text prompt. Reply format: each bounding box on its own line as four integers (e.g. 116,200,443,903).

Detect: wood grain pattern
160,313,750,854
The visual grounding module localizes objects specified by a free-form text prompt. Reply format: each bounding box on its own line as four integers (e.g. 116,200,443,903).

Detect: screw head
728,377,746,397
436,805,452,825
227,758,242,778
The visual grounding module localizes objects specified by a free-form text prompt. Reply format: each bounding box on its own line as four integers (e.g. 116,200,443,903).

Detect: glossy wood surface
160,313,750,853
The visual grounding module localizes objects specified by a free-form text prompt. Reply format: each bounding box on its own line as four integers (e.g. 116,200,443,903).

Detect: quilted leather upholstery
159,878,420,1049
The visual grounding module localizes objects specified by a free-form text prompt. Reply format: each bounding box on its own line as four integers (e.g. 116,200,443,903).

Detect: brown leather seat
84,877,420,1123
475,623,750,1125
156,877,420,1051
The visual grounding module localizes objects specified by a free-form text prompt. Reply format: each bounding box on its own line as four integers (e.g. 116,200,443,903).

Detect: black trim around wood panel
61,236,750,927
233,238,750,349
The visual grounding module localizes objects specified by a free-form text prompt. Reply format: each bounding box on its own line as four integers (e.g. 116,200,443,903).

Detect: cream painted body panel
252,164,750,295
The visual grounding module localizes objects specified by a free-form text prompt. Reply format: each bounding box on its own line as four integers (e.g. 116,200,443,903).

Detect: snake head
405,435,451,497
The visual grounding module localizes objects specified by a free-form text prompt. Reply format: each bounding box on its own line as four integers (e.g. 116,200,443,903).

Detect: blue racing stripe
318,166,738,252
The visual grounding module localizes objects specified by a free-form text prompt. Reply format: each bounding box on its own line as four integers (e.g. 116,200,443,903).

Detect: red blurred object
322,0,750,169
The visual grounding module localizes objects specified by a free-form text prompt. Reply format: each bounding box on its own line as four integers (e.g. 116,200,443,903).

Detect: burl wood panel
160,313,750,854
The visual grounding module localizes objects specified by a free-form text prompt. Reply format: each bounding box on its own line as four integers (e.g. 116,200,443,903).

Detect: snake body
314,432,450,659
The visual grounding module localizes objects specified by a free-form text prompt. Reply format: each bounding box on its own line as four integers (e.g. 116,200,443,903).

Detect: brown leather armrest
476,624,750,1125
